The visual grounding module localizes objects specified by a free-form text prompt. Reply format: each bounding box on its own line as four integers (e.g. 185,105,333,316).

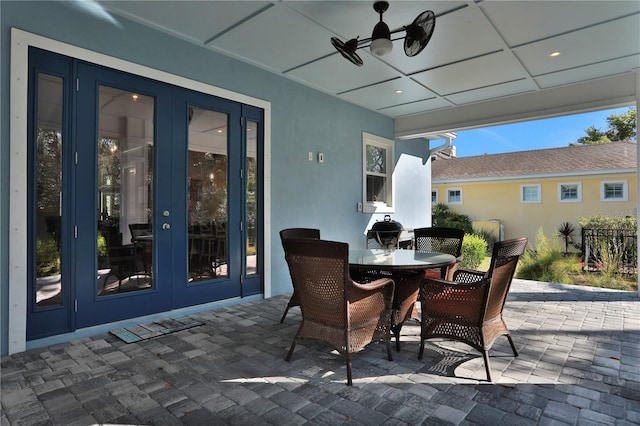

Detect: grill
368,215,403,248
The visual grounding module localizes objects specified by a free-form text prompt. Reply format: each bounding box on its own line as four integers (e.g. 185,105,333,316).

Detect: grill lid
370,215,403,247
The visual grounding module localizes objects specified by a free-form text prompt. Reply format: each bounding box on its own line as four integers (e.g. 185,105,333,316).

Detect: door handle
162,223,171,230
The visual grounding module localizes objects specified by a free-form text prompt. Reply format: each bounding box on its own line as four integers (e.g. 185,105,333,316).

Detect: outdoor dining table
348,248,457,350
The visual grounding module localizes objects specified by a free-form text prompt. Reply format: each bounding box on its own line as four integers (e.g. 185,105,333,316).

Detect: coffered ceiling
96,1,639,133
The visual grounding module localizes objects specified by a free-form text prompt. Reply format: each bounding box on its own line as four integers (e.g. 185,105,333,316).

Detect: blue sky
452,106,634,158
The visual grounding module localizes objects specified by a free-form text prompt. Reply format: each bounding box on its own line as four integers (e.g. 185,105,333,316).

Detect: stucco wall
0,2,435,354
434,172,637,248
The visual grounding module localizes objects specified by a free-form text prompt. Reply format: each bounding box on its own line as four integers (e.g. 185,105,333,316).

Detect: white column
636,71,639,297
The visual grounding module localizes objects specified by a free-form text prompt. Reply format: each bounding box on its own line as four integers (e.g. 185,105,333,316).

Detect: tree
574,126,611,145
572,108,636,146
606,109,636,141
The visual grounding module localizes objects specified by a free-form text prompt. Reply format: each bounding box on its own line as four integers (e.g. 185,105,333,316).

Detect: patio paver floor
1,279,639,425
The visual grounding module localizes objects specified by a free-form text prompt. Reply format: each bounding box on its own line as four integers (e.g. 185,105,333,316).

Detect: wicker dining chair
279,228,321,323
282,238,395,386
418,237,528,381
385,227,465,352
414,227,465,280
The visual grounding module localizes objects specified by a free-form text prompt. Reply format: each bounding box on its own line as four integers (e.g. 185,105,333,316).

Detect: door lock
162,223,171,230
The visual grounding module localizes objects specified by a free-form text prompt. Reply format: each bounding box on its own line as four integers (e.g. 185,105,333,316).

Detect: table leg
389,271,423,351
350,267,423,352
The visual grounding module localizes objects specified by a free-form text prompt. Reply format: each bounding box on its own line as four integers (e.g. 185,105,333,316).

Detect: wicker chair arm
423,276,487,292
348,278,395,328
452,268,486,284
421,277,488,322
351,277,394,292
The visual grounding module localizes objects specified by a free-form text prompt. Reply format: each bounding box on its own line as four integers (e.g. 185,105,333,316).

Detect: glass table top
348,249,456,270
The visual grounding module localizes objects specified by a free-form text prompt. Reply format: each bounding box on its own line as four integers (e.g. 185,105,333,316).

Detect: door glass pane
35,74,63,307
97,86,154,296
245,120,258,276
187,107,229,281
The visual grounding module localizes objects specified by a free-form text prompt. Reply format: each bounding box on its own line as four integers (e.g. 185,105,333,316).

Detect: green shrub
473,227,497,254
580,214,637,278
516,228,581,283
432,202,473,234
460,234,487,269
36,238,61,277
97,234,109,268
578,214,637,230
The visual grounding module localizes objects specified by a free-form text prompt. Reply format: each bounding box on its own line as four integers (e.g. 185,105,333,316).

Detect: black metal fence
581,228,637,274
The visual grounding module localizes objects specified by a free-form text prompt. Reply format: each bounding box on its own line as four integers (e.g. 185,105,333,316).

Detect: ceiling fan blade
331,37,364,67
404,10,436,57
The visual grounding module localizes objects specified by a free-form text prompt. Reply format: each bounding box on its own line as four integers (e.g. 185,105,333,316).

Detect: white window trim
601,180,628,202
558,182,582,203
431,189,439,204
362,132,394,213
521,184,541,203
447,188,463,205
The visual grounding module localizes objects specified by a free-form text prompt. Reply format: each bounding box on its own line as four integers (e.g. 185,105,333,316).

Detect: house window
447,188,462,204
559,182,582,202
521,184,541,203
431,190,438,204
363,132,394,213
601,180,628,201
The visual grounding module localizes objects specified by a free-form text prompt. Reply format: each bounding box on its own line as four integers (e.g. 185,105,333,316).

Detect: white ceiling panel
98,1,639,124
288,1,454,43
286,51,402,95
339,77,436,111
445,78,537,106
100,1,270,44
535,55,640,89
515,14,640,77
482,1,640,47
379,97,454,118
386,5,507,75
211,4,337,72
412,51,527,95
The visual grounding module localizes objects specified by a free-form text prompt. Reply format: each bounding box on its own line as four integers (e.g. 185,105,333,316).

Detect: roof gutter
398,131,457,164
428,132,456,156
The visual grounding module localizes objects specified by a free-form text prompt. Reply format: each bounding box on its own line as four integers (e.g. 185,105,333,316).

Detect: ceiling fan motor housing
331,0,435,65
370,1,393,56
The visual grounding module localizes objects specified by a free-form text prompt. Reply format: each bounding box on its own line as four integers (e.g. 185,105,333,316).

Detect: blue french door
74,62,175,327
27,49,263,339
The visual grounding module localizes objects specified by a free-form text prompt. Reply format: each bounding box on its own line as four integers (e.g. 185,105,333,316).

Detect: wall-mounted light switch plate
318,152,324,163
308,152,313,161
357,202,363,212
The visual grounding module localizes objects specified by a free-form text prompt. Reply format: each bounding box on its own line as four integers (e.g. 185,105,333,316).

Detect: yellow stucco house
431,141,637,249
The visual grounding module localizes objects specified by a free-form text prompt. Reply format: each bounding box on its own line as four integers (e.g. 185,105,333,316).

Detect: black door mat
110,317,203,343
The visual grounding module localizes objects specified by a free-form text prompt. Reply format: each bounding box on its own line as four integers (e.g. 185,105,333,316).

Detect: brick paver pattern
1,279,639,425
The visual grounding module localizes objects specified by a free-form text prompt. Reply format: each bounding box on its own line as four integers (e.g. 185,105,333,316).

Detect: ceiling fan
331,1,436,67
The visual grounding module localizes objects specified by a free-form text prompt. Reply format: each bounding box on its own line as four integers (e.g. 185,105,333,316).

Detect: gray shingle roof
431,141,637,182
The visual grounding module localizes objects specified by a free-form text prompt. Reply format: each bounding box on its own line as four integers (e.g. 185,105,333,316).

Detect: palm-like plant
558,221,576,255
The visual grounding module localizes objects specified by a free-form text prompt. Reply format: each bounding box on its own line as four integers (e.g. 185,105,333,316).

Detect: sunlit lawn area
474,255,637,292
507,255,636,291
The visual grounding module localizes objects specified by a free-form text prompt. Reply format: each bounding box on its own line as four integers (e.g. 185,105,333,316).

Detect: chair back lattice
483,237,528,321
278,228,321,323
419,236,527,381
283,238,394,385
129,223,151,241
414,227,464,257
279,228,321,243
283,239,348,328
